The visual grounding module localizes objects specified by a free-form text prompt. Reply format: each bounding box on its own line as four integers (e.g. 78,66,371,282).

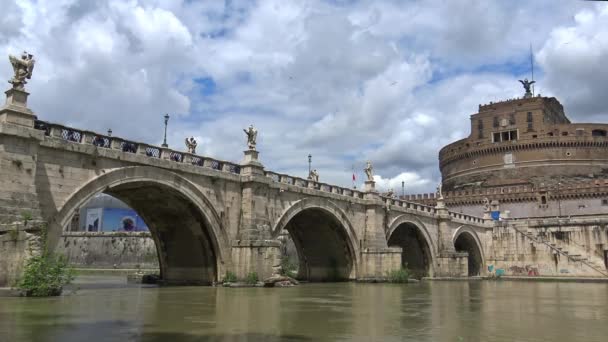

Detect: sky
1,0,607,194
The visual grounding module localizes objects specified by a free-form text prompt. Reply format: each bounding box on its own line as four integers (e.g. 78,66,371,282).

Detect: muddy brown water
1,275,607,341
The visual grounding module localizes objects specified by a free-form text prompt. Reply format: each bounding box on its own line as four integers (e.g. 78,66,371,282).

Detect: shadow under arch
272,198,360,281
452,226,485,276
386,214,436,278
49,166,231,285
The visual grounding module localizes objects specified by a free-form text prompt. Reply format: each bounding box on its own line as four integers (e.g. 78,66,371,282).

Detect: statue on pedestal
386,188,394,198
436,182,443,200
309,169,319,182
243,124,257,150
483,197,491,212
8,51,35,90
364,161,374,181
185,136,197,154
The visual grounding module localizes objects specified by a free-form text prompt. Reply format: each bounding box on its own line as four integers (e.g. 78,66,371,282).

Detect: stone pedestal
240,150,264,176
359,247,402,280
435,251,469,277
364,180,376,192
0,88,36,127
231,239,281,280
435,203,456,253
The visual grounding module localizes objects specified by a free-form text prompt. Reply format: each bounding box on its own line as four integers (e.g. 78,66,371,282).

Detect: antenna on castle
530,43,535,96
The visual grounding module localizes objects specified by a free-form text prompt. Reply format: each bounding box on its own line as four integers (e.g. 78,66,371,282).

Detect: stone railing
263,171,365,199
448,211,487,225
380,196,437,215
34,120,242,175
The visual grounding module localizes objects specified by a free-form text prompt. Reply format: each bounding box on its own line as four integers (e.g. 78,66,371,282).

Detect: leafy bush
387,268,410,283
18,254,75,297
245,272,259,285
223,271,237,283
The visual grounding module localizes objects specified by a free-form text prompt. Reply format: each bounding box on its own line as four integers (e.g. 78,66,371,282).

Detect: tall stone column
434,197,468,277
232,149,281,280
360,180,402,280
0,84,45,286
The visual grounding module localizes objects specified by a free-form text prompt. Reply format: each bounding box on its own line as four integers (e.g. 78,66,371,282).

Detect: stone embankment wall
484,220,608,277
56,232,159,270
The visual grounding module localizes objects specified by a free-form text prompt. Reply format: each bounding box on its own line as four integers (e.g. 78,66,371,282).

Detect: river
1,276,607,341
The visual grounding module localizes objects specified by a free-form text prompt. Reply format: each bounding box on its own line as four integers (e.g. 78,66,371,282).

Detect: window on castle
592,129,607,137
541,196,547,205
493,130,518,142
602,199,608,206
493,117,499,128
561,131,568,136
509,113,515,125
493,132,501,142
527,112,533,122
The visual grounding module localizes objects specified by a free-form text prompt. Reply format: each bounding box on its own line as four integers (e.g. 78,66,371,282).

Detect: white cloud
0,0,606,194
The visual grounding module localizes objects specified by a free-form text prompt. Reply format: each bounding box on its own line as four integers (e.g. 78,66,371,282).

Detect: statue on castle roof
8,51,35,91
519,78,535,98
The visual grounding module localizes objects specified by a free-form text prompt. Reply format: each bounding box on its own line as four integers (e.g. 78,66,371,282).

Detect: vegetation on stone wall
223,271,237,283
245,272,259,285
18,253,75,296
279,256,298,278
387,267,411,283
17,225,75,297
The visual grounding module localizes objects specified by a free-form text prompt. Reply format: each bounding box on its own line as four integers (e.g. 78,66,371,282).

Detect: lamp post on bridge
402,181,405,198
308,154,312,175
162,114,170,147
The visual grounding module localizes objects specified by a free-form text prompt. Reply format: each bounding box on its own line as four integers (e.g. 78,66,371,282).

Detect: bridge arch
452,226,485,276
386,214,436,278
272,198,359,281
49,166,230,285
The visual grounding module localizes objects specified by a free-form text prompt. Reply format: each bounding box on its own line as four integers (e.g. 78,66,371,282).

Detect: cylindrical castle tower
439,96,608,191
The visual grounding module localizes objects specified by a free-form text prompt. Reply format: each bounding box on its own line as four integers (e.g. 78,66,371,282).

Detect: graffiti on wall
508,265,540,276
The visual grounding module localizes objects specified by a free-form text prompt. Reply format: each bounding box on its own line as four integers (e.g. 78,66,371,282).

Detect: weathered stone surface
2,111,607,289
263,275,299,287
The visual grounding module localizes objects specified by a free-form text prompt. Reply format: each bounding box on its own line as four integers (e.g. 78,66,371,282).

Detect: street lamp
107,128,112,137
402,181,405,198
308,154,312,175
162,114,170,147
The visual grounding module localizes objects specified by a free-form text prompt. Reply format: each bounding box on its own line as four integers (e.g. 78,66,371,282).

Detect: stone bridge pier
0,88,491,286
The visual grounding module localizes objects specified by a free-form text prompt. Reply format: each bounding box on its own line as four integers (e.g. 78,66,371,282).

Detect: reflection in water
1,276,608,341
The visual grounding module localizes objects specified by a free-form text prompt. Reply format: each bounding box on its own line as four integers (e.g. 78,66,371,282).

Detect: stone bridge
0,89,491,286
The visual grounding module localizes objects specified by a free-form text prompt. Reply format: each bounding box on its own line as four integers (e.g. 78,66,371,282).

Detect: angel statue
185,136,197,154
243,124,257,150
436,182,443,200
483,197,491,212
519,78,535,97
364,161,374,182
8,51,35,90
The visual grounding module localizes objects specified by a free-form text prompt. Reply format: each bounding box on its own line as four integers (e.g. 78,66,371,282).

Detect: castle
407,86,608,218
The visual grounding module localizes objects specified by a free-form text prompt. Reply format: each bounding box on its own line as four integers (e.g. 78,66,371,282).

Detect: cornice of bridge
3,119,491,228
